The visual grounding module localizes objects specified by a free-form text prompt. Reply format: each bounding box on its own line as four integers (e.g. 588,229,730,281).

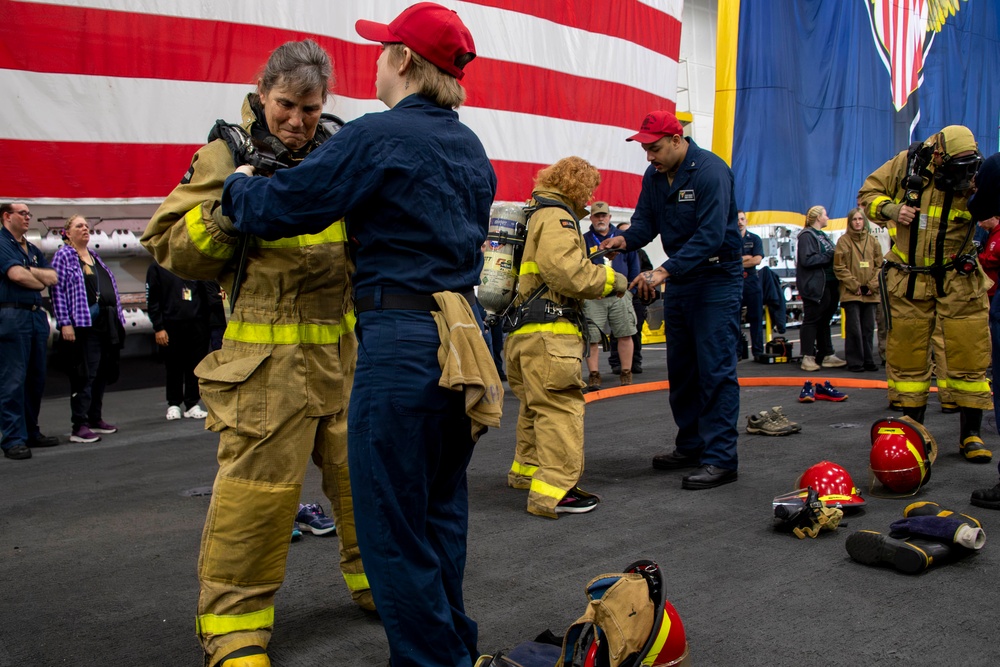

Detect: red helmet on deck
796,461,866,509
869,417,937,494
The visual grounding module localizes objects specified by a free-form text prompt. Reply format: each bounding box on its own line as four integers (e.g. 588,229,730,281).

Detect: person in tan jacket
859,125,991,464
141,40,369,667
833,207,881,372
505,156,628,518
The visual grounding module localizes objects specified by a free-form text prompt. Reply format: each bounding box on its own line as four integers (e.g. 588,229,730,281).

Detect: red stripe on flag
2,140,645,207
2,2,674,128
462,0,681,60
1,139,204,199
492,160,642,207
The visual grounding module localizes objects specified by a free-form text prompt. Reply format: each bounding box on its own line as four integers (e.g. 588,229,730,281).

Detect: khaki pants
886,285,991,410
194,340,367,663
505,331,586,518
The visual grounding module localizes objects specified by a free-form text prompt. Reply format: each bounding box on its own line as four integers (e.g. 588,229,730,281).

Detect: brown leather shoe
620,369,632,386
586,371,601,391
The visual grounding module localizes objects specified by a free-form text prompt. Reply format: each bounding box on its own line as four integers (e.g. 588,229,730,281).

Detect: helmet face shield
935,150,983,191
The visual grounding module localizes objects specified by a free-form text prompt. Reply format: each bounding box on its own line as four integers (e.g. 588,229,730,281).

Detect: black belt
355,290,475,313
0,302,40,311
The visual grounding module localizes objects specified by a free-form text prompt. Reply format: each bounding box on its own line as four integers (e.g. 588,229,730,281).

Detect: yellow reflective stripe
258,220,346,248
196,606,274,635
906,441,927,479
601,265,616,297
530,477,566,500
948,378,991,393
641,615,672,666
510,461,538,477
224,313,357,345
888,226,897,238
520,261,540,276
887,379,932,393
936,378,949,389
343,572,370,592
923,206,971,221
868,196,892,220
507,322,582,337
820,494,854,502
184,205,235,260
891,246,909,263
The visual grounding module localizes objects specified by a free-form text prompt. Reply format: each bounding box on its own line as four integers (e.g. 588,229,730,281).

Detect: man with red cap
222,3,498,666
601,111,743,490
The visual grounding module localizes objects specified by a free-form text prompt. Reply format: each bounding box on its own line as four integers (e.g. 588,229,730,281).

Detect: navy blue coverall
0,226,51,453
621,138,743,471
222,94,497,667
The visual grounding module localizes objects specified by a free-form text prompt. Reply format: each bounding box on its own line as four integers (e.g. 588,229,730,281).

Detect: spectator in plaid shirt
50,215,126,444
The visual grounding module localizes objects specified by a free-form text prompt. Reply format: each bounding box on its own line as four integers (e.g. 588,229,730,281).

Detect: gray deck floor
2,336,999,666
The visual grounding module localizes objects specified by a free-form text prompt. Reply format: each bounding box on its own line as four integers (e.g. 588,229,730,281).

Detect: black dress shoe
28,434,59,448
682,464,737,489
652,449,701,471
847,365,864,372
863,363,879,371
610,366,621,375
632,364,643,374
3,445,32,460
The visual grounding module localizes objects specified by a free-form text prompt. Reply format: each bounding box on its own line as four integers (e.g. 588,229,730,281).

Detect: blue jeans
349,307,478,667
663,274,742,470
0,308,48,450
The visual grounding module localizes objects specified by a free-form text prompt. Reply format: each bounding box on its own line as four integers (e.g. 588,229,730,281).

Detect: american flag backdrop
868,0,930,112
0,0,683,209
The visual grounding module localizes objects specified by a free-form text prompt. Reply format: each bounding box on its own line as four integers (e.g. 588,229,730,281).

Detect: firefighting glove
612,271,629,297
889,515,986,550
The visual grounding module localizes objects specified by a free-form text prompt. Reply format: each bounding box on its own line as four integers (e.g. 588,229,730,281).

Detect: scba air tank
478,203,527,319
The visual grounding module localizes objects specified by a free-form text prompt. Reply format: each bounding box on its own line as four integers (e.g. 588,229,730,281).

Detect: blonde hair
534,157,601,208
805,205,826,227
386,44,467,109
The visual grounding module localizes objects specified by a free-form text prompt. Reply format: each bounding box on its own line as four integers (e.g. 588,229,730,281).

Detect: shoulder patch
180,162,195,185
560,219,576,229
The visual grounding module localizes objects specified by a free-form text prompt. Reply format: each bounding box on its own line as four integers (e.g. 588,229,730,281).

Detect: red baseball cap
355,2,476,80
626,110,684,143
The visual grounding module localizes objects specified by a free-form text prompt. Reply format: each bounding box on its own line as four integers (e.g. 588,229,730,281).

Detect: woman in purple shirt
50,215,125,443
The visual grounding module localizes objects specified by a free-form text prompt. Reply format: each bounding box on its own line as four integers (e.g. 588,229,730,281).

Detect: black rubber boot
845,530,953,574
970,481,1000,510
959,407,992,463
901,405,926,424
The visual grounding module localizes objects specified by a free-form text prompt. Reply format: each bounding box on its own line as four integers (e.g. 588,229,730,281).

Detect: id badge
859,261,870,268
182,287,193,301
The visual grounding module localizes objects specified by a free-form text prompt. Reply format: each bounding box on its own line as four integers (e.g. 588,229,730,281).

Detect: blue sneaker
290,526,302,542
296,503,337,536
816,381,848,402
798,381,815,403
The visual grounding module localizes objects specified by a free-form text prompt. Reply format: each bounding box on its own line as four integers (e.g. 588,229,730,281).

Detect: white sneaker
800,355,820,372
821,354,848,368
166,405,182,421
184,405,208,419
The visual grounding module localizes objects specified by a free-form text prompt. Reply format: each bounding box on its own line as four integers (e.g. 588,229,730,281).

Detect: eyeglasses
11,210,32,219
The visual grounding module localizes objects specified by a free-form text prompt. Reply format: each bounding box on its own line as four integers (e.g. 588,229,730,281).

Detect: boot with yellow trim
215,646,270,667
959,407,992,463
904,500,983,527
845,530,952,574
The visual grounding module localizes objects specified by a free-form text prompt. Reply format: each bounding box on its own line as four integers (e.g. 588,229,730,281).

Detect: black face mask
934,152,983,192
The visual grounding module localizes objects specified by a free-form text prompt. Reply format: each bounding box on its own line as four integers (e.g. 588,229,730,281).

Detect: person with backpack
504,157,628,518
859,126,991,464
141,39,370,667
219,5,500,665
